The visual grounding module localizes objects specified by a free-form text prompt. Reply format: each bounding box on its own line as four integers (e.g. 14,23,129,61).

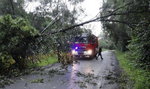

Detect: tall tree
0,0,27,17
26,0,85,53
101,0,150,68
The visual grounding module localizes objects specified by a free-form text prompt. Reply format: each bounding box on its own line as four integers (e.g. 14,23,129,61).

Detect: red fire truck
71,33,99,58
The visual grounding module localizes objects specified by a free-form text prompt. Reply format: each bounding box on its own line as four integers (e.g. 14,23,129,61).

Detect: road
1,50,122,89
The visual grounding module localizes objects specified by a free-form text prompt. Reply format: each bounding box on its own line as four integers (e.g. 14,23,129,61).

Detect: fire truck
71,33,99,59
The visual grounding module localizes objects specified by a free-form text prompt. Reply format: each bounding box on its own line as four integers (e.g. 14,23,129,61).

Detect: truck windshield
74,37,88,43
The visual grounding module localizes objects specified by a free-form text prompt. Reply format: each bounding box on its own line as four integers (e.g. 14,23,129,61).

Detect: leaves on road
0,76,14,88
31,78,44,83
75,71,99,88
48,69,65,77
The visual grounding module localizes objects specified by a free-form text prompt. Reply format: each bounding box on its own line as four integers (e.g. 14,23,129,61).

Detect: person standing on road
96,47,103,60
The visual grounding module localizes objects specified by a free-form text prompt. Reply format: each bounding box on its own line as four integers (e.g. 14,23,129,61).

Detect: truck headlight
84,49,92,55
72,50,78,55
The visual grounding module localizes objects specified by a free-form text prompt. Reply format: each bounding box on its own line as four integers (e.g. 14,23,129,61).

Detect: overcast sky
25,0,103,36
79,0,103,36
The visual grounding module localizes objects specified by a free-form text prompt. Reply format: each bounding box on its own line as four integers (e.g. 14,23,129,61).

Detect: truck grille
78,47,86,54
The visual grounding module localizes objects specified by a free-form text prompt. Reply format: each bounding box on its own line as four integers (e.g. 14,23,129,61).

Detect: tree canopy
0,15,39,73
101,0,150,69
0,0,86,73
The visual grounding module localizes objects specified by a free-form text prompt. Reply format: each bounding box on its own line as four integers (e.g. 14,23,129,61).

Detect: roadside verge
116,51,150,89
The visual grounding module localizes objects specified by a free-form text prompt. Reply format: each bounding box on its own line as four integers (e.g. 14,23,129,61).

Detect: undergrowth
116,51,150,89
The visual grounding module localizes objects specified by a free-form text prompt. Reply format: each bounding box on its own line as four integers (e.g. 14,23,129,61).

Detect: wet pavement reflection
2,51,121,89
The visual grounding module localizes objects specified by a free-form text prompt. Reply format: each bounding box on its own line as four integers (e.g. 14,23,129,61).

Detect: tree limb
9,0,15,15
42,1,149,35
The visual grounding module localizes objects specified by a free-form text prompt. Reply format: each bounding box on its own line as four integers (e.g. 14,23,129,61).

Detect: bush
128,24,150,69
99,39,115,50
0,15,39,74
116,51,150,89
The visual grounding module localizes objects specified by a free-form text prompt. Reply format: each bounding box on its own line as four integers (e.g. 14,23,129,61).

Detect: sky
79,0,103,36
25,0,104,36
25,1,41,12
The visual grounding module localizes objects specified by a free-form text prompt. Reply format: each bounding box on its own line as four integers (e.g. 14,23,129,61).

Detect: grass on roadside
116,51,150,89
29,54,58,67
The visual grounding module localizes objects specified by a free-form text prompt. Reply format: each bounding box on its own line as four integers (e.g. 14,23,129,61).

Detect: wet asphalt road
1,50,122,89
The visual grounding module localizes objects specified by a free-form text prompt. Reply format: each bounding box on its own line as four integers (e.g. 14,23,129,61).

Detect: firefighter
96,47,103,60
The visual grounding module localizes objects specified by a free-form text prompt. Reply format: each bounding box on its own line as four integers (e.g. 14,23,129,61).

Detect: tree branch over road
44,11,149,35
42,1,149,35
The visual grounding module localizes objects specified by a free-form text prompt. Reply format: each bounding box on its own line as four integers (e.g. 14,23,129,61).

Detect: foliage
101,0,131,51
0,0,26,16
29,53,58,67
126,0,150,69
99,38,115,50
31,78,44,83
26,0,85,54
0,75,14,88
101,0,150,68
0,0,86,74
116,51,150,89
0,15,39,73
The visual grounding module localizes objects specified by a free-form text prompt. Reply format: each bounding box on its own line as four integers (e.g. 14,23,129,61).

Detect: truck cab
71,33,98,59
